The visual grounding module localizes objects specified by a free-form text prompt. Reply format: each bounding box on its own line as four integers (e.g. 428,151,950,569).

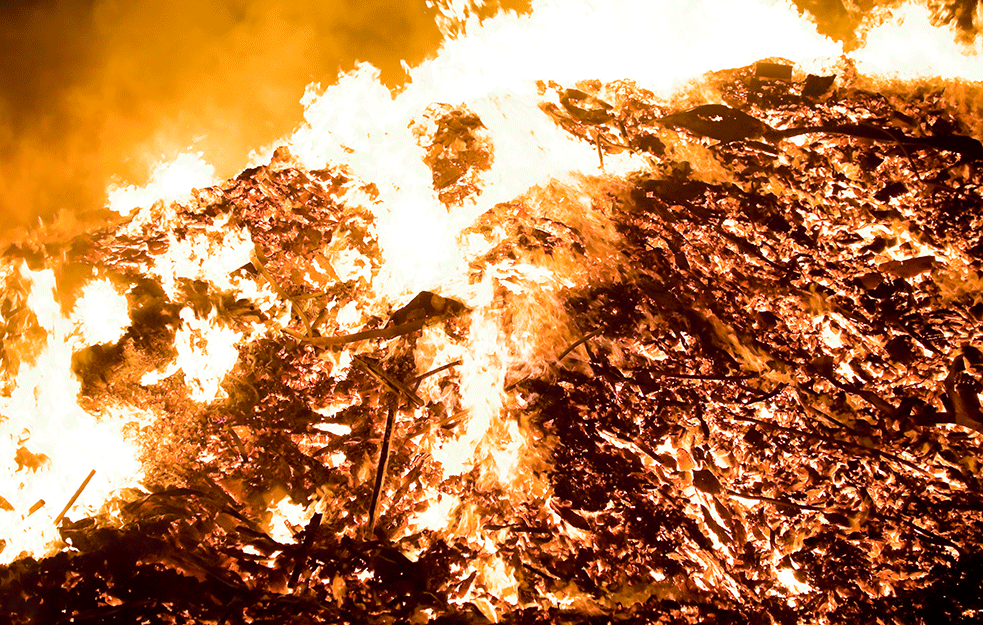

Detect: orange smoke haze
0,0,485,239
0,0,976,241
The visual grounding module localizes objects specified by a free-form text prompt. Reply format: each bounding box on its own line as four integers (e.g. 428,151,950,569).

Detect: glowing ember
2,0,983,622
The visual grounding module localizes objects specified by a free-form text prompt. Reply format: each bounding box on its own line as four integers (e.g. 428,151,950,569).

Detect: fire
0,267,143,563
3,0,983,621
853,0,983,80
107,151,218,218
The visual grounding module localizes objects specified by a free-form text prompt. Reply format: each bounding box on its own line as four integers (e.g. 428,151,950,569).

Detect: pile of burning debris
2,58,983,624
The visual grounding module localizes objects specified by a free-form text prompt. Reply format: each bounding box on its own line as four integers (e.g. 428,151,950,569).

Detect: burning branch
410,360,462,392
354,355,424,408
295,317,428,349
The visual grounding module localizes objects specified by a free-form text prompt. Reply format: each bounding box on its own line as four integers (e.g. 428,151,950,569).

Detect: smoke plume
0,0,450,239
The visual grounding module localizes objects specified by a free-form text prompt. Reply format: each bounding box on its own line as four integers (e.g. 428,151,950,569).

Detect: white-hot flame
12,0,977,601
72,279,130,346
171,307,242,403
853,1,983,80
0,266,143,564
107,151,217,217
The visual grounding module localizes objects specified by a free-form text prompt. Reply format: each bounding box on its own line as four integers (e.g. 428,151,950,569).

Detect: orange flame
5,0,982,604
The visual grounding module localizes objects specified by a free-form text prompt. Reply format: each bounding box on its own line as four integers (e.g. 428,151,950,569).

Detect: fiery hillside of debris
2,58,983,624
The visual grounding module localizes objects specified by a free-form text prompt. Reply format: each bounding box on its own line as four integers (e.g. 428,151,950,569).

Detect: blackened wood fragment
366,404,397,539
635,133,666,155
875,180,908,201
660,104,776,143
693,469,722,495
560,89,614,124
777,122,983,161
801,74,835,97
288,512,322,589
878,255,937,279
389,291,466,327
755,62,792,81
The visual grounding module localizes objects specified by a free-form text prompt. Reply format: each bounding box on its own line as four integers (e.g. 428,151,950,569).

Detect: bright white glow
335,300,362,330
266,496,312,544
72,279,130,346
0,265,143,564
107,151,217,216
313,423,352,436
776,567,813,594
147,219,254,298
410,491,461,532
853,1,983,80
172,307,242,403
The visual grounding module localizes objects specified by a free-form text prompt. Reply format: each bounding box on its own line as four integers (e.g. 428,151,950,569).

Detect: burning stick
354,355,424,408
293,317,428,348
410,360,462,392
225,425,249,463
296,291,467,348
556,329,604,362
365,403,397,539
508,330,603,390
54,469,96,525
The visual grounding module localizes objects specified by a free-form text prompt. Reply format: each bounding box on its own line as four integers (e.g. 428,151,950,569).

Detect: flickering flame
6,0,983,611
0,267,143,564
107,151,217,217
170,307,243,403
776,566,813,595
853,0,983,80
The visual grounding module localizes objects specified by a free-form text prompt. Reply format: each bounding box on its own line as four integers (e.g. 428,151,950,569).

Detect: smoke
0,0,453,239
0,0,972,241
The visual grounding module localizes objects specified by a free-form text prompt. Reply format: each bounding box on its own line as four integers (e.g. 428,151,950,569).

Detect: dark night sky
0,0,976,240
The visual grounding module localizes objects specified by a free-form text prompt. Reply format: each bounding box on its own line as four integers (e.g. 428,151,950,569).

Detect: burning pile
3,50,983,624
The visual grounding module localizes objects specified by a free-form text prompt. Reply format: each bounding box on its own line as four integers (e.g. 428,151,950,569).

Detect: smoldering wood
4,58,983,625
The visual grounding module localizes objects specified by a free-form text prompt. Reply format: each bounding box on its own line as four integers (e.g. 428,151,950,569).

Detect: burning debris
414,104,495,209
2,53,983,625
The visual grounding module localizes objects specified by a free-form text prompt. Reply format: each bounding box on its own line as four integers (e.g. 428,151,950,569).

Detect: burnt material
3,57,983,625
